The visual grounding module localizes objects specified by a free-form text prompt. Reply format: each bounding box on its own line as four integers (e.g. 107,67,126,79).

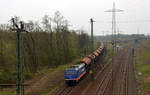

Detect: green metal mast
90,18,94,52
90,18,95,81
11,17,27,95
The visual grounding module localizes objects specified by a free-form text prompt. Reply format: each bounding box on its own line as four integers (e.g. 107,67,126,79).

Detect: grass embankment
136,40,150,95
0,90,15,95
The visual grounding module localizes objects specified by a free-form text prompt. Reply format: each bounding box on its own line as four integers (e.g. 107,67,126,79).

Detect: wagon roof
96,50,101,53
82,57,91,65
93,51,99,56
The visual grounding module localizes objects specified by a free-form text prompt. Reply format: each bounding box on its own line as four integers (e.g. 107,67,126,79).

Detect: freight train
65,42,104,85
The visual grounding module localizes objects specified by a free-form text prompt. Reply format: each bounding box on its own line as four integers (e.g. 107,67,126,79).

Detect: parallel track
93,70,112,95
56,86,74,95
81,61,112,95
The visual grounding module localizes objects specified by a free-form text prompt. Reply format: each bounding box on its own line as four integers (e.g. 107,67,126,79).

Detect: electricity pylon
105,2,123,93
105,2,123,51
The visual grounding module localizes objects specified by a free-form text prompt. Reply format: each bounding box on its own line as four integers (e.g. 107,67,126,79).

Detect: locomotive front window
66,71,76,75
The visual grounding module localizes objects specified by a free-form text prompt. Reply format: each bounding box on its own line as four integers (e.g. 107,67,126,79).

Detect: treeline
0,11,91,83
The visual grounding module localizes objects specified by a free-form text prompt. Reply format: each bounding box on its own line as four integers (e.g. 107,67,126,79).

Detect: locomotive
65,42,104,85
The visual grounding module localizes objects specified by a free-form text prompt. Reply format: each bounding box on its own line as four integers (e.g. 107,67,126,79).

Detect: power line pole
116,28,120,52
90,18,95,81
137,27,140,38
11,17,28,95
117,28,119,41
105,2,123,51
105,2,123,93
90,18,94,52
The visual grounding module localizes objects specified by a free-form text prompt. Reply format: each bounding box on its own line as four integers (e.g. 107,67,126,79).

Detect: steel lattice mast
105,2,123,93
105,2,123,50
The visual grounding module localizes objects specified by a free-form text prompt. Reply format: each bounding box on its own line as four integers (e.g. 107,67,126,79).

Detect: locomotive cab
65,63,86,85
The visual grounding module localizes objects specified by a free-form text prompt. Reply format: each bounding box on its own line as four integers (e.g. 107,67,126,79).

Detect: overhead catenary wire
93,20,150,23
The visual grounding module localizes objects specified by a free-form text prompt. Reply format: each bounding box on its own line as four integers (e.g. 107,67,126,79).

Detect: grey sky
0,0,150,35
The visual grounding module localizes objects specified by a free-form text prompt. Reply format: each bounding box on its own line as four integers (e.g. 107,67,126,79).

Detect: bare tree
42,15,53,32
0,24,9,31
53,11,64,32
23,21,40,72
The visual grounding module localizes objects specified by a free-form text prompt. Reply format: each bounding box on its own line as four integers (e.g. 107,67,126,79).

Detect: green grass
139,82,150,91
0,90,15,95
136,40,150,92
136,49,150,77
42,82,64,95
41,57,82,73
136,63,150,76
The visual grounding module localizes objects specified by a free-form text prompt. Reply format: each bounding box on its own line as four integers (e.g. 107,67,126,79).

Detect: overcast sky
0,0,150,35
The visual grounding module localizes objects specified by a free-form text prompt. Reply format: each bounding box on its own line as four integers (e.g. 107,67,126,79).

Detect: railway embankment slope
136,40,150,95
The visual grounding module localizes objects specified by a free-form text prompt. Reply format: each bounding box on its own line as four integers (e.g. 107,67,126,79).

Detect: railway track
93,70,112,95
127,51,138,95
56,86,74,95
112,48,138,95
117,55,129,95
125,57,129,95
81,60,112,95
111,48,129,95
